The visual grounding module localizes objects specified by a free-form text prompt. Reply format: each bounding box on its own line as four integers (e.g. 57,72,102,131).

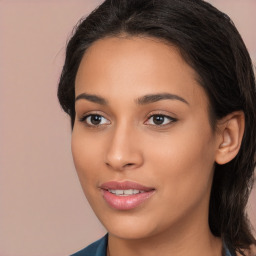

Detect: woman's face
72,36,219,240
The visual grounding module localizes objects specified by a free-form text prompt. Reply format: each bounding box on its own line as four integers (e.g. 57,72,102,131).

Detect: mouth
99,181,155,210
107,189,146,196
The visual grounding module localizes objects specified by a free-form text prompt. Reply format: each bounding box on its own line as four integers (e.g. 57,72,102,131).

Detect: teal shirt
71,234,108,256
71,234,234,256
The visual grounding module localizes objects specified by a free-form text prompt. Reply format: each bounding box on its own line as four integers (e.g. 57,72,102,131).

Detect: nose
104,123,144,171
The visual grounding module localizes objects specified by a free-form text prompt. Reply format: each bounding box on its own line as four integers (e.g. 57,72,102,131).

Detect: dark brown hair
57,0,256,254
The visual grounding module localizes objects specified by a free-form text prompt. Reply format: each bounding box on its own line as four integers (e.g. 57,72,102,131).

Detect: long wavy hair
57,0,256,254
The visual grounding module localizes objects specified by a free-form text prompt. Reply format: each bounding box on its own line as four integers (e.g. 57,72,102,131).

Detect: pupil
153,115,164,125
91,115,101,125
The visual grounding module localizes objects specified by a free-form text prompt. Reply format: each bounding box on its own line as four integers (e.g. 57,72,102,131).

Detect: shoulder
71,234,108,256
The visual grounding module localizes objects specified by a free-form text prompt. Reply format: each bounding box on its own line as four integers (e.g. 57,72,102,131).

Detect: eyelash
144,114,177,126
79,113,177,128
79,114,110,127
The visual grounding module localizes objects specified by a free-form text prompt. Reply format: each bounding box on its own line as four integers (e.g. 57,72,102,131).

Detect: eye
145,114,177,126
80,114,110,126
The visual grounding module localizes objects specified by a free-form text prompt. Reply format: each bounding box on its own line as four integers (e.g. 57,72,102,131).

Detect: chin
97,210,165,240
107,225,156,240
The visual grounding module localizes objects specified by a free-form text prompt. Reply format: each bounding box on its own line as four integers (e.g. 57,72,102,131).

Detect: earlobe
215,111,245,165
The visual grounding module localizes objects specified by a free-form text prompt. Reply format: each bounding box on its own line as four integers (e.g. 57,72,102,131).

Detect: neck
108,230,222,256
107,211,222,256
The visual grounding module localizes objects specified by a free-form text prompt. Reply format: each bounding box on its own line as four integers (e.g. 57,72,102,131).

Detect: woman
57,0,256,255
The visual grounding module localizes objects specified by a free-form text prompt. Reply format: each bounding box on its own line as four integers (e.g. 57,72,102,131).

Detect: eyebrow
136,93,189,105
75,92,189,105
75,93,108,105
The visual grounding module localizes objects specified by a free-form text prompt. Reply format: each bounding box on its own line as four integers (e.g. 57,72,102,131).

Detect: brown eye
146,114,177,126
153,115,165,125
80,114,110,126
90,115,103,125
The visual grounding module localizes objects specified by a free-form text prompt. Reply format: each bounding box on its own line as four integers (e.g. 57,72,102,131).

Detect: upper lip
99,181,155,191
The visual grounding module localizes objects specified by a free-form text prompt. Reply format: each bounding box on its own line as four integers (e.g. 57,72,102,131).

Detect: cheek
71,129,103,189
145,120,216,203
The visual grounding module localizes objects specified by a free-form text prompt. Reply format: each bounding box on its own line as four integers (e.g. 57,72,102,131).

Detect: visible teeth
124,189,137,195
116,190,123,195
108,189,145,196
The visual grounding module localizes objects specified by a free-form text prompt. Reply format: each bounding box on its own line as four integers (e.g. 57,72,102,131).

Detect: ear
215,111,245,165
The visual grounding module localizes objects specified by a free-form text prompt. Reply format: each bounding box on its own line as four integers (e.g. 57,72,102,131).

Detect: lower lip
102,190,155,210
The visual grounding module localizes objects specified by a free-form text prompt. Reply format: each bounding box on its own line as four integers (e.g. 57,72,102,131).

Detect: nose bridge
105,120,143,170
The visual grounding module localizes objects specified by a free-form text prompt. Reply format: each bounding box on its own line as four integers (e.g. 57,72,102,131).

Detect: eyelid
144,111,177,126
77,110,177,128
78,111,111,127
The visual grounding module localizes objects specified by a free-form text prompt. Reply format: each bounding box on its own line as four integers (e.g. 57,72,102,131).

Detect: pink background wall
0,1,255,255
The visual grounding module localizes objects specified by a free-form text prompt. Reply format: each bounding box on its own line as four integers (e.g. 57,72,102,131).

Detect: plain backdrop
0,0,255,255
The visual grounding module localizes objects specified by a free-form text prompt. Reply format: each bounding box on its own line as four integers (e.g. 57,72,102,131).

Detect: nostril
124,163,135,168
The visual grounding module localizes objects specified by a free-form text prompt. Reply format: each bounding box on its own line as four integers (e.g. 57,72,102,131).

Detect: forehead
75,36,207,107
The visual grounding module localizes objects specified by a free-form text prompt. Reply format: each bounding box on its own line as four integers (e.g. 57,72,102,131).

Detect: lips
100,181,155,210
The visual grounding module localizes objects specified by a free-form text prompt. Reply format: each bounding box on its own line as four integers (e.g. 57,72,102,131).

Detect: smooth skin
72,36,244,256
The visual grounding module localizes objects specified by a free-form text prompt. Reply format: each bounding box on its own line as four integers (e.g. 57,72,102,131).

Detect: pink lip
100,181,155,210
100,181,154,191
